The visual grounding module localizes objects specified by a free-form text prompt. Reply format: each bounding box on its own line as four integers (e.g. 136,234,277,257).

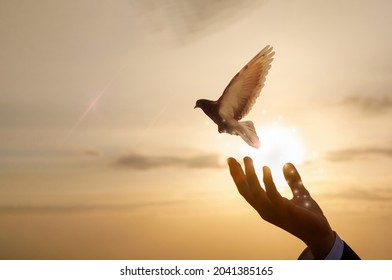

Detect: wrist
307,230,336,259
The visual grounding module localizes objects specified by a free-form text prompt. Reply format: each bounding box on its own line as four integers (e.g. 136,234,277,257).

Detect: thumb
283,163,310,198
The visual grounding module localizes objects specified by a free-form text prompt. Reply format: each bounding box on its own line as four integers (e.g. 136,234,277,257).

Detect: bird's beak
194,105,197,109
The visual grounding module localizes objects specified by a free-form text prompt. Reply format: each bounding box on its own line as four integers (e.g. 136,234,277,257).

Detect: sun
226,123,306,189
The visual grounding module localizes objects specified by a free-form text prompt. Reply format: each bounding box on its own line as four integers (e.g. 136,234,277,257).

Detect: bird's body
195,99,233,134
195,45,274,149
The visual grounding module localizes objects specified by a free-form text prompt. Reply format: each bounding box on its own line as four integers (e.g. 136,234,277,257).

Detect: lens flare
63,62,128,143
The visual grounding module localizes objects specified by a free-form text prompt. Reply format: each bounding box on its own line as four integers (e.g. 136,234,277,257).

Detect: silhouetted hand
227,157,335,259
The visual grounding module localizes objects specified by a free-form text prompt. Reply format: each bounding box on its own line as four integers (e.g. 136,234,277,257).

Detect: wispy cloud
0,200,180,214
323,187,392,202
83,149,101,157
339,94,392,115
325,147,392,161
114,152,224,170
133,0,261,44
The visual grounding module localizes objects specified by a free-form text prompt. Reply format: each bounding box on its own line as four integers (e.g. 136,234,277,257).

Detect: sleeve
298,232,361,260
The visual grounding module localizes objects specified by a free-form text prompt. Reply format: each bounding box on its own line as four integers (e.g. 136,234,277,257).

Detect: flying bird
194,45,274,149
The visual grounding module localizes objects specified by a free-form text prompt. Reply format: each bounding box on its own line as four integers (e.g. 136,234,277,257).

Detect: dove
194,45,274,149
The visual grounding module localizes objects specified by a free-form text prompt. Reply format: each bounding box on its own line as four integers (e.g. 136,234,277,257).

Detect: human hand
227,157,335,259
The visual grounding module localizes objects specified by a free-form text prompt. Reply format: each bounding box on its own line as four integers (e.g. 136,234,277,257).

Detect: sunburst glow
236,123,306,189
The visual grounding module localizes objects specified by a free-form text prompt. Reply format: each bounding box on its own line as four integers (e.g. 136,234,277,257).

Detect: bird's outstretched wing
218,45,274,121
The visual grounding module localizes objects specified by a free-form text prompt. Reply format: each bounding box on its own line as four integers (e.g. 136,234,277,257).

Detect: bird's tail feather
234,121,260,149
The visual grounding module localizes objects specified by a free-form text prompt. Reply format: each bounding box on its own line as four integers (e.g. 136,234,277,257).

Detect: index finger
263,165,283,204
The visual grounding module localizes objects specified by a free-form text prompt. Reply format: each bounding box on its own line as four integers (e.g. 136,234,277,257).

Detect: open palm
227,157,335,259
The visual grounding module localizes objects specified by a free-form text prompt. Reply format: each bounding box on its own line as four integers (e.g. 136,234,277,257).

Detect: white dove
194,45,274,149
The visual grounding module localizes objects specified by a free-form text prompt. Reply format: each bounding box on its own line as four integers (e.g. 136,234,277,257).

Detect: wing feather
218,45,274,121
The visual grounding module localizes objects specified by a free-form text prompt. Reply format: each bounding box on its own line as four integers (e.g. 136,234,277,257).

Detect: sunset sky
1,0,392,259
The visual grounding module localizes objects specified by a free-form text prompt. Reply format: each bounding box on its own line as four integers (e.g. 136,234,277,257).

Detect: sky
0,0,392,259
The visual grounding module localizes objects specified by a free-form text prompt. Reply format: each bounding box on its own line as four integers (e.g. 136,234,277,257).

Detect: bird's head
194,99,208,109
194,99,201,109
